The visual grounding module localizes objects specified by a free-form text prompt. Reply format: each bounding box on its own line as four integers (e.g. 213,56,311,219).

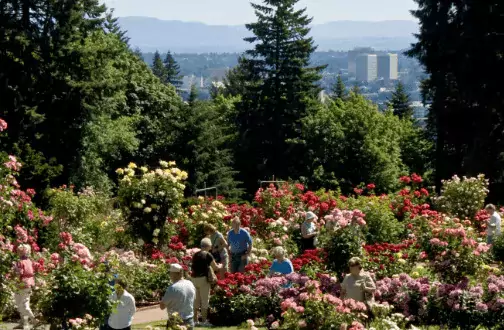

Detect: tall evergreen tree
151,50,165,81
163,51,183,90
188,84,199,106
408,0,504,198
332,74,346,100
232,0,326,193
104,9,129,44
351,84,361,95
388,82,413,120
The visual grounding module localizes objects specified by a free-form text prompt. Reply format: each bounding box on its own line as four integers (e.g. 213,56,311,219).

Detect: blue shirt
270,259,294,275
227,228,252,254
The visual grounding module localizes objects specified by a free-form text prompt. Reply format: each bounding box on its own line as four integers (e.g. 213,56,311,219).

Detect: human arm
340,276,347,299
160,288,174,311
242,230,253,260
301,223,317,239
361,274,376,293
128,295,137,318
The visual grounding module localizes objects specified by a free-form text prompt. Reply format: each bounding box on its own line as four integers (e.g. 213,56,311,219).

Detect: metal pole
204,182,207,198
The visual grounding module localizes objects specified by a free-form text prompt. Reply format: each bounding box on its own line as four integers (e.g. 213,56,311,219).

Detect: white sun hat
305,211,317,221
169,263,183,273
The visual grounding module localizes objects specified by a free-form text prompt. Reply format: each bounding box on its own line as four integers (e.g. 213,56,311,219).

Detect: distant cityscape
141,47,428,121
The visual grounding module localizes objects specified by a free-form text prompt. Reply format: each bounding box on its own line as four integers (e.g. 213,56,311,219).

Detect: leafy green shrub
116,161,187,247
44,186,127,251
435,174,489,219
39,257,112,327
492,234,504,263
320,209,365,279
345,196,404,244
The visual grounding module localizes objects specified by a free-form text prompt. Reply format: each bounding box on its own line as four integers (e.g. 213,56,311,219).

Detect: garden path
0,306,166,330
133,305,167,325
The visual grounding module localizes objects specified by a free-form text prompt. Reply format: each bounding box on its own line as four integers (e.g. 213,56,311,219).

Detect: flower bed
1,115,504,329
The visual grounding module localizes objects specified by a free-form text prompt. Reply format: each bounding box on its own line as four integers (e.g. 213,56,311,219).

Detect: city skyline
102,0,418,25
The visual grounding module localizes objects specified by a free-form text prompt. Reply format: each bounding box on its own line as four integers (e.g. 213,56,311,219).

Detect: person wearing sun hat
300,211,319,252
160,264,196,330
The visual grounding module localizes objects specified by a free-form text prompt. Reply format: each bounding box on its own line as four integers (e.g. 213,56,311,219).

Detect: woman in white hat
300,211,319,252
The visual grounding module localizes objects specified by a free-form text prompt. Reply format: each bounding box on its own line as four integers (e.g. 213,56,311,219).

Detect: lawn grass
132,320,266,330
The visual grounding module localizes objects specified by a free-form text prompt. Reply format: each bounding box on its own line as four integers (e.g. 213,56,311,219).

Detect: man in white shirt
486,204,502,244
160,264,196,330
108,279,136,330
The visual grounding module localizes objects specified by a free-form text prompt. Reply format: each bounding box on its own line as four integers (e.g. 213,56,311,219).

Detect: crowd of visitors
11,209,502,329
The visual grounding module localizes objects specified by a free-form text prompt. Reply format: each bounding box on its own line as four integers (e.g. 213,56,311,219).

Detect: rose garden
2,116,504,330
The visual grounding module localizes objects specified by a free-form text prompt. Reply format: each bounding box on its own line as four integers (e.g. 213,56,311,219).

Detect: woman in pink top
13,244,36,328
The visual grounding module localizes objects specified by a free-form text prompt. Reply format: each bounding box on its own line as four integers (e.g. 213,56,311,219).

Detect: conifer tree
163,51,183,90
351,84,361,95
104,9,129,44
388,82,413,120
151,50,166,81
332,74,346,100
188,84,199,106
232,0,326,193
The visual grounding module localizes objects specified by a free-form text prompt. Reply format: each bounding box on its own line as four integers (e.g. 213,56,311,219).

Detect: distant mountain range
117,17,419,53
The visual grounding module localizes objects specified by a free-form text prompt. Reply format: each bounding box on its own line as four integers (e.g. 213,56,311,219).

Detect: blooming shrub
321,209,366,278
44,186,127,251
117,161,187,246
435,174,489,220
362,240,416,279
415,215,490,283
38,234,112,327
344,195,404,244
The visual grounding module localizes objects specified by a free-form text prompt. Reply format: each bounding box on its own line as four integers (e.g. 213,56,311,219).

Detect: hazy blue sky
102,0,417,25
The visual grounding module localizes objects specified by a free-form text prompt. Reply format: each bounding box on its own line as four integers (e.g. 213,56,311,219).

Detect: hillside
118,17,418,53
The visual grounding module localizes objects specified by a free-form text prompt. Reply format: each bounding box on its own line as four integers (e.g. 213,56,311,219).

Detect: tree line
0,0,502,202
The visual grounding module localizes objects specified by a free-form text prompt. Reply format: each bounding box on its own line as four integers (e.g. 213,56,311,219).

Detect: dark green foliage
299,94,406,193
188,84,199,106
230,0,326,194
151,50,166,81
163,51,183,90
0,0,107,193
104,9,130,44
332,74,346,100
388,82,413,120
408,0,504,200
173,95,243,198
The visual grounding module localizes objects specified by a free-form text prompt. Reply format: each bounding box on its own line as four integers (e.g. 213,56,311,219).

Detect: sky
102,0,417,25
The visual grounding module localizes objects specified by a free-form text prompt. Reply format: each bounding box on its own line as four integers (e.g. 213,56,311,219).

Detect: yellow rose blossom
140,166,148,173
128,162,137,169
168,161,176,166
115,168,124,175
159,160,168,168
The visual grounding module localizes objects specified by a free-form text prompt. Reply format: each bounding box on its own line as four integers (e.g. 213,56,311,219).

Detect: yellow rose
115,168,124,175
411,272,420,278
140,166,148,173
128,162,137,169
398,258,406,264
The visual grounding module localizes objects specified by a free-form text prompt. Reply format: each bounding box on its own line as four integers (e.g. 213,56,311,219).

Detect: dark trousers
108,326,131,330
301,237,315,252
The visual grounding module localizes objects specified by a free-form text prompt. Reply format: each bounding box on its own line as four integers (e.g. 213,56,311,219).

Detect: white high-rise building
356,54,378,82
377,54,399,81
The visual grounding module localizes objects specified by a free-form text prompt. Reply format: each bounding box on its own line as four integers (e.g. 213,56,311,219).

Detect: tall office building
377,54,399,81
348,47,374,76
356,54,378,82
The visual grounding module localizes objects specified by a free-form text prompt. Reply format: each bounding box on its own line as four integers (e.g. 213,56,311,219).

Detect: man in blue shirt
227,217,253,273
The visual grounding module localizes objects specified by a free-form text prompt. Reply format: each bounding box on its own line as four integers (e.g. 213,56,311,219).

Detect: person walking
107,279,136,330
227,217,253,273
340,257,376,305
13,244,36,329
160,264,196,330
203,223,229,277
191,238,222,326
300,211,319,252
486,204,502,245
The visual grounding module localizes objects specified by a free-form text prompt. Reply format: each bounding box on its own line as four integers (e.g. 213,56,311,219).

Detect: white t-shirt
108,290,136,329
488,211,502,236
162,279,196,320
